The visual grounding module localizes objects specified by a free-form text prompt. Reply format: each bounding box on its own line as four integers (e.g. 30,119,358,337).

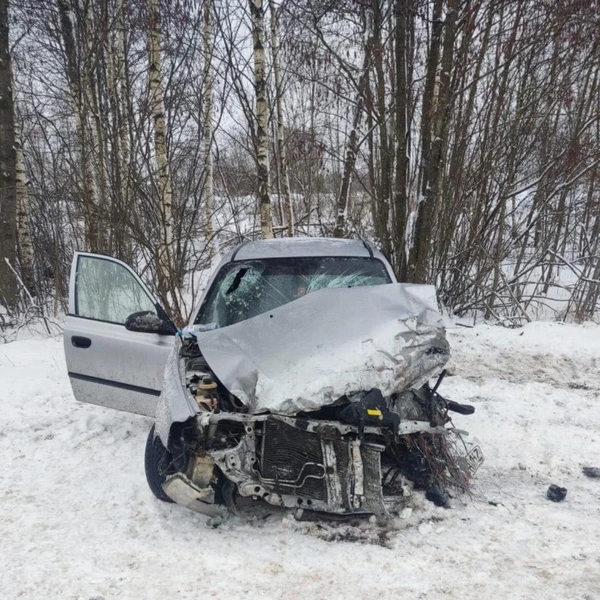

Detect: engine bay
159,336,479,518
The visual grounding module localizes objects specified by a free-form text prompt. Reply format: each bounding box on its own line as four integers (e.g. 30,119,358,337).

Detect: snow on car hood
195,283,449,415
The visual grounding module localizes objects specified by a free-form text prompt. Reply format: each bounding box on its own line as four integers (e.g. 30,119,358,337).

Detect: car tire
144,425,174,503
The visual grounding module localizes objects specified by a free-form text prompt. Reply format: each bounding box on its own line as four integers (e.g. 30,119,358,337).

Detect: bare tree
149,0,178,317
14,111,33,292
408,0,459,283
269,0,293,236
249,0,274,238
332,45,370,239
56,0,100,252
392,0,414,274
2,0,598,325
203,0,217,256
0,0,17,310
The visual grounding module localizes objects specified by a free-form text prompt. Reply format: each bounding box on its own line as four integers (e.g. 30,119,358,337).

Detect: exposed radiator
259,417,385,514
260,418,328,501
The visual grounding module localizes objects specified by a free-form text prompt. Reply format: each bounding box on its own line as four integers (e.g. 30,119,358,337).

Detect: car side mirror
125,311,177,335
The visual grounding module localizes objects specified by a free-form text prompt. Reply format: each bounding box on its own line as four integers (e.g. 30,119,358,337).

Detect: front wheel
144,425,174,503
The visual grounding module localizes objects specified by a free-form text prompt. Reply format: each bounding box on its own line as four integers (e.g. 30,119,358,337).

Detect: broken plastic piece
445,399,475,415
425,487,450,508
546,484,567,502
339,389,400,437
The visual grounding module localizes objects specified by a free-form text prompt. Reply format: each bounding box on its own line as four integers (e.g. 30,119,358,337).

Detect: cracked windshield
196,257,391,328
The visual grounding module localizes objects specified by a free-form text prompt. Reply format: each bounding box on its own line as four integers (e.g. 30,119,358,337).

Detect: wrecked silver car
64,238,480,519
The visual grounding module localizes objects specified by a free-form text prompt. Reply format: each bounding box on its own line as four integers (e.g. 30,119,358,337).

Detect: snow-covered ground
1,322,599,600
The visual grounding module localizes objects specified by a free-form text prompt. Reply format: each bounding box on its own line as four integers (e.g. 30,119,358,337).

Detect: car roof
231,237,376,261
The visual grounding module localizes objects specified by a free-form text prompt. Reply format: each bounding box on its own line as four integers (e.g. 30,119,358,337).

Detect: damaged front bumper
161,412,450,518
155,283,479,518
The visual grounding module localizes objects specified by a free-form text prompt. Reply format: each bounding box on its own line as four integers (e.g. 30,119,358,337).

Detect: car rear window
195,257,391,328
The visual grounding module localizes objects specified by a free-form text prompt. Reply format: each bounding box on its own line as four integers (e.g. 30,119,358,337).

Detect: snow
1,323,600,599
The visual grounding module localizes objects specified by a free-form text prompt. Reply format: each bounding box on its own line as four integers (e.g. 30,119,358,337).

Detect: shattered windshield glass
195,257,391,328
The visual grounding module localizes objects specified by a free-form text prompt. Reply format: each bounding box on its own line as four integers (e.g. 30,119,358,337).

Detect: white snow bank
1,323,599,599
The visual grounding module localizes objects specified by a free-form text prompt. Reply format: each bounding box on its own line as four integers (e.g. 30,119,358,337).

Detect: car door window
75,255,156,324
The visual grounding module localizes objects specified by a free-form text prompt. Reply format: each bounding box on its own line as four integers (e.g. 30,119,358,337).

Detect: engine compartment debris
546,484,568,502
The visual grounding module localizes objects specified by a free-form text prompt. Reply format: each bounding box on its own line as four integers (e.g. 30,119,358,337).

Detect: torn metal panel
162,473,226,518
154,339,197,445
195,283,449,415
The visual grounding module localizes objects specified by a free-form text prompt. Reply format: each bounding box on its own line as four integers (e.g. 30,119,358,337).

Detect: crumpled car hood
195,283,449,415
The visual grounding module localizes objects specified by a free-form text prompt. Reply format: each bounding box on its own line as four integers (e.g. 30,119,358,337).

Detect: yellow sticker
366,409,382,417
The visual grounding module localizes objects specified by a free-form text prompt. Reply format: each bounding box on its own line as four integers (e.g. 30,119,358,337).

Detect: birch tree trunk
203,0,216,257
57,0,99,252
393,0,414,277
0,0,18,308
370,0,391,255
106,4,124,256
115,0,131,261
149,0,176,309
15,115,34,293
408,0,458,283
268,0,293,237
249,0,273,239
84,2,106,253
332,45,371,238
116,0,130,201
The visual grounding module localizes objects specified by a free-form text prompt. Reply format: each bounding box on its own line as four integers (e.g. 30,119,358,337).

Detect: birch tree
203,0,216,256
15,113,33,292
269,0,293,236
56,0,99,252
84,2,107,253
115,0,130,213
249,0,273,239
106,0,130,259
149,0,177,314
408,0,459,283
0,0,17,309
332,45,371,239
